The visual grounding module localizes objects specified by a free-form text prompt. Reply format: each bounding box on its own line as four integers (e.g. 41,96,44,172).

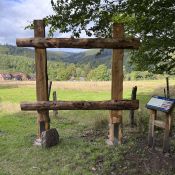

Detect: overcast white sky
0,0,86,52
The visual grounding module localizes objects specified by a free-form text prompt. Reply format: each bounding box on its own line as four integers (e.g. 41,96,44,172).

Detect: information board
146,96,175,113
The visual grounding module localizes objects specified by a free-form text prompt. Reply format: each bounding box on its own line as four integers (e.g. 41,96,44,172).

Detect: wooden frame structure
148,110,173,152
16,20,140,144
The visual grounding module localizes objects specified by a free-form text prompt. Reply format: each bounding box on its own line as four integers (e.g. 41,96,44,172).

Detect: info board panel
146,96,175,113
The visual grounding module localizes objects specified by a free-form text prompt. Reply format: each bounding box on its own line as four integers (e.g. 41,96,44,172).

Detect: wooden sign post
146,96,174,152
108,24,124,145
34,20,50,138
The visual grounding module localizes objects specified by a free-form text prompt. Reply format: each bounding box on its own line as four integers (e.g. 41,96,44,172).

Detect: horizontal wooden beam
154,120,166,129
21,100,139,111
16,38,140,49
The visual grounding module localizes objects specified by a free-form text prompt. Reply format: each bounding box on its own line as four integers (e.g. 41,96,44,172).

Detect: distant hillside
0,44,163,81
0,44,76,62
0,44,131,69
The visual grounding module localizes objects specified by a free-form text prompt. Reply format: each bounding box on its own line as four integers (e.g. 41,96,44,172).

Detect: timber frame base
16,19,140,144
148,109,173,153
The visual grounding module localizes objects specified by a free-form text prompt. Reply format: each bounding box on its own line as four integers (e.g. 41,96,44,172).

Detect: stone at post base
41,128,59,148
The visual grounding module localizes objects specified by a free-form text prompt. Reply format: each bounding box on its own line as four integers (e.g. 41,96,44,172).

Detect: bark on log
21,100,139,111
53,91,58,117
109,23,124,145
129,86,137,127
16,38,140,49
34,20,50,136
48,81,52,100
166,77,170,98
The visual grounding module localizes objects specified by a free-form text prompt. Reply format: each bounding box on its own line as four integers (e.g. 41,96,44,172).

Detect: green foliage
126,71,156,80
0,44,167,81
0,54,35,75
46,0,116,37
124,0,175,75
0,45,114,81
87,65,110,81
46,0,175,74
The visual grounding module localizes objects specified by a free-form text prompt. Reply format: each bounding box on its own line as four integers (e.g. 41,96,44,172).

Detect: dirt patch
81,128,107,142
81,126,175,175
120,135,175,175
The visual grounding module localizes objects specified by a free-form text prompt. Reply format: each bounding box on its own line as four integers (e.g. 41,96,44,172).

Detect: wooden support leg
148,110,156,148
163,114,171,153
34,20,50,138
53,91,58,117
108,111,122,145
169,113,173,137
108,23,124,145
129,86,137,127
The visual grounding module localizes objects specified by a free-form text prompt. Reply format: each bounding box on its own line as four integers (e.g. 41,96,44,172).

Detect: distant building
69,76,75,81
5,74,13,80
13,74,22,81
30,74,36,81
0,74,5,80
0,73,12,80
12,72,31,81
0,72,31,81
79,77,85,81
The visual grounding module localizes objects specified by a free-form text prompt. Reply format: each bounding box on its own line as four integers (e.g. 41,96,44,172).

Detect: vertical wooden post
166,77,170,98
129,86,137,127
163,113,171,152
169,112,173,137
34,20,50,137
48,81,52,100
148,110,156,147
53,91,58,117
109,23,124,145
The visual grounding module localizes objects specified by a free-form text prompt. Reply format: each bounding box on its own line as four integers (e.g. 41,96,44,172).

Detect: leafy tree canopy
45,0,175,74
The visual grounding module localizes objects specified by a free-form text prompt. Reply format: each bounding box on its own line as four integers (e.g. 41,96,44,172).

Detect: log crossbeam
21,100,139,111
16,38,140,49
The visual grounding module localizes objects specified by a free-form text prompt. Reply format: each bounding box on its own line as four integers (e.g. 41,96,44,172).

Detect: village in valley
0,72,33,81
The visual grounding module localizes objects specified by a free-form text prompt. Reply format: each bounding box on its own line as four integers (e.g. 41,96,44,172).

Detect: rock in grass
41,128,59,148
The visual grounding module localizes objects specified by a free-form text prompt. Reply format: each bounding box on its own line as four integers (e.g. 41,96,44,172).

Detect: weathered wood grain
21,100,139,111
148,110,156,147
16,37,140,49
34,20,50,135
129,86,137,127
53,91,58,117
163,113,171,152
109,23,124,145
154,120,166,129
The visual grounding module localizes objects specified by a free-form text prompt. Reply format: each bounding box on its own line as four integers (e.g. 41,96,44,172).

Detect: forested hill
0,44,131,69
0,44,134,81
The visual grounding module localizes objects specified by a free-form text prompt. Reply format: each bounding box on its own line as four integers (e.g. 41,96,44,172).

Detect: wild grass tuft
94,114,108,130
136,108,149,134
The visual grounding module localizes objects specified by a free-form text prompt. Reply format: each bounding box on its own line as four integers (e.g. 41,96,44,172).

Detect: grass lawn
0,80,175,175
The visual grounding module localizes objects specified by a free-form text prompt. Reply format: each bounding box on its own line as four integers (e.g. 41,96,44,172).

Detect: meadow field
1,80,175,175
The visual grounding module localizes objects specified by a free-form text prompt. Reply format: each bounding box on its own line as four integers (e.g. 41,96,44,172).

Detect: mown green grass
1,82,174,175
1,110,152,175
0,85,150,103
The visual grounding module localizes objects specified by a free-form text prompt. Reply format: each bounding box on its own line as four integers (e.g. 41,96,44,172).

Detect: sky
0,0,86,52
